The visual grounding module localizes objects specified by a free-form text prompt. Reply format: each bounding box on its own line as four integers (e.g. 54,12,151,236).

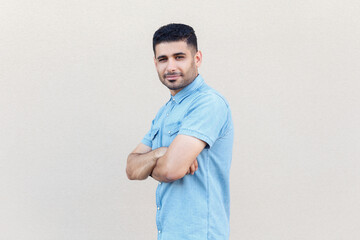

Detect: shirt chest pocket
162,121,181,147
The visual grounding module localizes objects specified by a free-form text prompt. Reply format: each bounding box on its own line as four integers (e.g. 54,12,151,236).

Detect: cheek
178,62,189,71
156,65,165,74
183,62,194,73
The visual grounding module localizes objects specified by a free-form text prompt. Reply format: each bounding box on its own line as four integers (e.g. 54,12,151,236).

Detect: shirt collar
170,74,204,104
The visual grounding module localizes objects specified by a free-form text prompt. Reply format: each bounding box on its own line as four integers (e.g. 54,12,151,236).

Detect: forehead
154,41,194,57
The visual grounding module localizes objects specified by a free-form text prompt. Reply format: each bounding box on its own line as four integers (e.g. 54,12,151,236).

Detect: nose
166,58,177,73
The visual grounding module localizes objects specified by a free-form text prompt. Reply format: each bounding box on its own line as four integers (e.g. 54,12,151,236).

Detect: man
126,23,233,240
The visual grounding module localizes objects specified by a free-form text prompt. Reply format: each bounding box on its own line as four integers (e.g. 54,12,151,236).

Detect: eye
158,58,167,62
175,56,184,60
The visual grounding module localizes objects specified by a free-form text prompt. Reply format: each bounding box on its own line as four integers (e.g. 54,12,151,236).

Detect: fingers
186,159,199,175
190,162,196,175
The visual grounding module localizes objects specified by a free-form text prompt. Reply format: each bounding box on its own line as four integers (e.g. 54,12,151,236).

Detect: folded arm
126,143,167,180
151,134,206,182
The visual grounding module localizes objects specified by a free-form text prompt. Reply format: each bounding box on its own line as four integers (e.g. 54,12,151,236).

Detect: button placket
155,179,162,236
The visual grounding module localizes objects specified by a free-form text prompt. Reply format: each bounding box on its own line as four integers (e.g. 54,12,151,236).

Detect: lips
165,73,182,81
166,75,180,80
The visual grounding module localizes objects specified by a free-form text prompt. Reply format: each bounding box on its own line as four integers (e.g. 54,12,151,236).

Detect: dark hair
152,23,198,54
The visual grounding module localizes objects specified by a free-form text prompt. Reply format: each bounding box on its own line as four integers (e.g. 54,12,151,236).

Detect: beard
162,72,186,90
159,72,195,91
158,62,198,92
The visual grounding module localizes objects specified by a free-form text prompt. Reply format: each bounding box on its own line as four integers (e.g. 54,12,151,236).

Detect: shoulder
179,85,233,147
191,84,230,111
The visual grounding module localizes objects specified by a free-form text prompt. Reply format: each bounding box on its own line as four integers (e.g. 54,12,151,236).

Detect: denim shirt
142,74,234,240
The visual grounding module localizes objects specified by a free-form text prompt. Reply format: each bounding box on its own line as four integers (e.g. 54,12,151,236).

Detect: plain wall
1,0,359,239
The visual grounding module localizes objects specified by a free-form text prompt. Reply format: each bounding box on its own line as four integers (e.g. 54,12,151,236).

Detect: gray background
1,0,359,239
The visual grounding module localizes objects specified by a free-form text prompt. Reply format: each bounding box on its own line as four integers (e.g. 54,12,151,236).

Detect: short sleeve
178,93,229,148
141,119,155,148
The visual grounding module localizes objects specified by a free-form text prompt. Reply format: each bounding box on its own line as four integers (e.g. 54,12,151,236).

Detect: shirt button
158,182,162,185
168,131,171,134
166,113,169,116
158,230,161,233
157,206,160,210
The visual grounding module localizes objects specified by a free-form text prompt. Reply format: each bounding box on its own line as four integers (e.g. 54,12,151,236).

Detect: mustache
164,72,183,77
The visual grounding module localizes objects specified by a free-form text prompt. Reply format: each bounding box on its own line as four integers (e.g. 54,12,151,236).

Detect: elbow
162,167,185,182
126,155,133,180
126,165,147,181
126,166,135,180
165,174,182,182
126,156,138,180
126,166,145,180
155,156,187,182
126,162,148,181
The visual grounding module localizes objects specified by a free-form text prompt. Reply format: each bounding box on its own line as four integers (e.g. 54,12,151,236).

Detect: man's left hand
186,159,198,175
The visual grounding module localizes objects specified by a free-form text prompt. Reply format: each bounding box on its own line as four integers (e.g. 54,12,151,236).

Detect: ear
194,50,202,68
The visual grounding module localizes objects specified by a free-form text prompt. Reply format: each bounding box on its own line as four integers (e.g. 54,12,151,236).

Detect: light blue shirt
142,74,234,240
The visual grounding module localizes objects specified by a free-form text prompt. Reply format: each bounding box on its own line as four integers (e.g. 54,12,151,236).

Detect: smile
166,75,180,81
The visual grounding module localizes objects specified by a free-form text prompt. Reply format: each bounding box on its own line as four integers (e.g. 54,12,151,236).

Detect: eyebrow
173,52,186,56
157,52,186,60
